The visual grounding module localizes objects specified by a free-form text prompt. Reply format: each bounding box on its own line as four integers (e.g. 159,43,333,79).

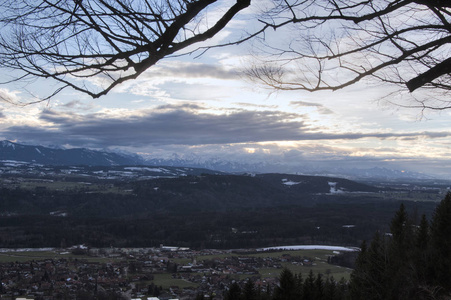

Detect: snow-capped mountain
0,140,435,180
0,140,145,166
145,155,434,180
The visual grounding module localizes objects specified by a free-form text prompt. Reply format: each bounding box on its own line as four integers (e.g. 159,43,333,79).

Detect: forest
0,173,442,249
221,193,451,300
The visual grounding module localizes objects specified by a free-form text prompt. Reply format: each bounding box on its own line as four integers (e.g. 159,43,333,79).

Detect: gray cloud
234,102,279,109
144,62,239,80
3,106,451,149
4,106,310,147
290,101,334,114
57,100,96,111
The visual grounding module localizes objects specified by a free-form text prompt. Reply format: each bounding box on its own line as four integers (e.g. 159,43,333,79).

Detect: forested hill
129,173,380,213
0,172,439,249
0,173,379,217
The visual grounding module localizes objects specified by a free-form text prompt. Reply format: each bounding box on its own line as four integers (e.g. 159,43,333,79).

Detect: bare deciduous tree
1,1,450,110
246,0,451,110
0,0,250,101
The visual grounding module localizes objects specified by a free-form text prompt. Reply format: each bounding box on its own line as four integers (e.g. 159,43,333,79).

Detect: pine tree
388,203,415,299
389,203,412,258
273,268,299,300
314,273,324,300
225,282,241,300
412,214,430,291
416,214,429,251
242,278,257,300
294,272,303,299
350,232,388,300
302,270,315,300
336,277,348,300
349,193,451,299
324,276,336,300
429,192,451,294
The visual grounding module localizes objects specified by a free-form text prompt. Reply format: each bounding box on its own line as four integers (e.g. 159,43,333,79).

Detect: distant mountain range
0,140,144,166
144,156,434,181
0,140,435,180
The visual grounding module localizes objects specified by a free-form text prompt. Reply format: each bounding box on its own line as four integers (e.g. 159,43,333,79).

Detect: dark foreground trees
226,192,451,299
350,192,451,299
224,269,347,300
224,268,348,300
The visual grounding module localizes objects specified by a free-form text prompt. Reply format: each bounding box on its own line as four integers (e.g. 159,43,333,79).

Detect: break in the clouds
3,105,451,149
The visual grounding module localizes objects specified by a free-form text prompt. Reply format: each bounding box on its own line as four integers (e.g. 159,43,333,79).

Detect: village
0,245,326,300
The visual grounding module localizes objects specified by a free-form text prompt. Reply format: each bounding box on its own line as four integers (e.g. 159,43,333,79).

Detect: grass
152,273,199,289
171,257,192,265
248,249,353,281
188,248,353,282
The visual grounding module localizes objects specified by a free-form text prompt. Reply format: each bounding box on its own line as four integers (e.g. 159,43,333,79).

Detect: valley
0,155,449,299
0,162,447,249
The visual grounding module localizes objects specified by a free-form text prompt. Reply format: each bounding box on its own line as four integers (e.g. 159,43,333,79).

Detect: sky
0,2,450,178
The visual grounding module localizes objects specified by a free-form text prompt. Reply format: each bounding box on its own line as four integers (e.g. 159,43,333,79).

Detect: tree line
224,192,451,299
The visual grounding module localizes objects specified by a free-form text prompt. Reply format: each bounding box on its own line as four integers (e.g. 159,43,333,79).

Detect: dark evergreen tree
294,273,303,299
349,193,451,299
412,214,430,294
302,270,315,300
336,277,348,300
416,214,430,251
242,278,257,300
350,232,388,300
225,282,241,300
428,192,451,295
323,276,337,300
314,273,324,300
388,203,415,299
273,268,299,300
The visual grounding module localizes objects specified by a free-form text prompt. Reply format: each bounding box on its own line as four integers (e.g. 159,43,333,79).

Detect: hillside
0,140,144,166
0,172,379,216
0,152,444,250
0,169,441,249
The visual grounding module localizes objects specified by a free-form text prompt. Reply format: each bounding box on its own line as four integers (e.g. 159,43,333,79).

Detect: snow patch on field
124,167,167,172
0,248,55,253
260,245,359,252
282,178,302,186
328,182,345,194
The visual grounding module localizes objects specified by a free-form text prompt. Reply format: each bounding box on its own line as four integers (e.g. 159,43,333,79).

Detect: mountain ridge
0,140,435,180
0,140,144,166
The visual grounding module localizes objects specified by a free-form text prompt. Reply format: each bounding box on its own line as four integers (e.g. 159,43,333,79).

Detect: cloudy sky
0,2,450,178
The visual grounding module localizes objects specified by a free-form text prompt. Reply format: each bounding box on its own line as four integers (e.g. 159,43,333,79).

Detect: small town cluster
0,245,318,300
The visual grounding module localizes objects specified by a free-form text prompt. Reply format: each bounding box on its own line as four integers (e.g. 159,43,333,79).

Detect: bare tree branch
246,0,451,110
0,0,251,101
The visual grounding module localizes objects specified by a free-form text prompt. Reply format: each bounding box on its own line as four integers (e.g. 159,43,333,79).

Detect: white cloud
0,88,22,104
